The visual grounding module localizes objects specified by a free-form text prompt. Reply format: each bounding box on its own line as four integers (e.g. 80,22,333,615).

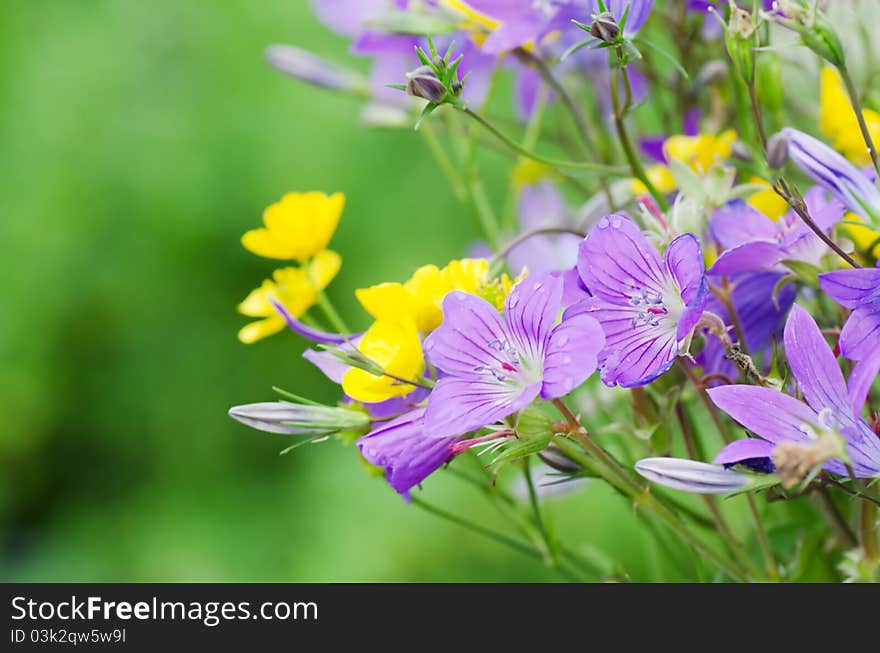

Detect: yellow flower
840,213,880,258
820,67,880,167
355,258,489,334
480,270,528,310
241,191,344,262
747,176,788,220
665,130,736,173
511,159,554,188
342,319,426,404
631,164,677,196
236,250,341,344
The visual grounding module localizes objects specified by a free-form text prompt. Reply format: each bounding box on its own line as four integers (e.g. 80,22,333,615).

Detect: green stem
839,64,880,179
420,122,467,201
455,105,629,175
550,399,747,581
314,287,350,334
523,459,558,566
610,60,669,211
746,494,779,580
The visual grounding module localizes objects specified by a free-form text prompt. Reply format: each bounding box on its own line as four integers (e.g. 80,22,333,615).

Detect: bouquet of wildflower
229,0,880,582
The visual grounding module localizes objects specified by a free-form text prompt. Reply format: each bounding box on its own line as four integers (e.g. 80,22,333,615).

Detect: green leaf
560,37,598,62
489,435,552,469
414,102,439,130
279,436,330,456
780,259,821,286
637,37,689,79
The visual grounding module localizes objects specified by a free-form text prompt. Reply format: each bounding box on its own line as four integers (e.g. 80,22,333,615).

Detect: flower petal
423,377,540,439
540,310,605,399
635,457,751,494
578,214,667,304
505,272,562,365
712,438,775,466
664,233,706,305
784,304,851,417
818,267,880,310
707,384,819,445
423,291,508,377
839,306,880,361
707,241,783,276
710,200,777,249
848,349,880,416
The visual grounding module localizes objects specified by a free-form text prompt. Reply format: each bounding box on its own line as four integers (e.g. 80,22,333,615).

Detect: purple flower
464,0,576,54
819,263,880,412
709,305,880,478
422,273,605,438
708,190,844,276
574,215,709,387
635,457,751,494
783,127,880,225
357,407,458,498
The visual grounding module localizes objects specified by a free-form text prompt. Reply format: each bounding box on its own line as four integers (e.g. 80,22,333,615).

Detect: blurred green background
0,0,709,582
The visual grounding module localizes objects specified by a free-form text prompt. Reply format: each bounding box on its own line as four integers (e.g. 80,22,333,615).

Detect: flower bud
405,65,447,104
590,11,620,42
635,457,751,494
724,5,758,84
265,45,367,94
228,401,370,435
771,0,845,67
766,131,789,169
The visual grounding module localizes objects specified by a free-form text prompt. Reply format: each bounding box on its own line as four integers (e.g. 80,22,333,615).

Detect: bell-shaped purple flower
574,215,709,387
422,273,605,438
819,263,880,412
709,305,880,478
782,127,880,224
357,407,458,499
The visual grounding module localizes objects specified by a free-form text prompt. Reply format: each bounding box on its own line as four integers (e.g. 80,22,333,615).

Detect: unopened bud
635,457,751,494
724,5,758,84
590,12,620,42
228,401,370,436
766,132,789,169
405,65,447,104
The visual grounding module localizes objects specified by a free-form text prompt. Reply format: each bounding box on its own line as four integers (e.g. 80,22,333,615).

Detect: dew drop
597,217,610,229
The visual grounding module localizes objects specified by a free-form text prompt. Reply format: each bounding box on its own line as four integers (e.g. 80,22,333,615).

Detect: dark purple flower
709,305,880,478
422,273,605,438
708,190,844,276
575,215,709,387
819,263,880,412
357,407,458,498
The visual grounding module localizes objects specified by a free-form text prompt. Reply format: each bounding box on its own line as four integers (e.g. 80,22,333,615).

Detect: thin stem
610,60,669,211
492,227,587,262
551,399,748,580
710,280,749,356
859,500,879,564
839,64,880,178
420,121,467,201
455,106,629,175
314,288,350,334
824,476,880,507
813,487,858,549
745,494,779,581
523,459,558,567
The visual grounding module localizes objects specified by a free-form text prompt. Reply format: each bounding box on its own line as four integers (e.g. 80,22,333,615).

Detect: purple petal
664,233,706,305
271,298,361,343
311,0,386,38
848,350,880,416
710,200,777,249
540,310,605,398
707,385,819,445
424,291,508,377
578,214,667,303
304,347,353,384
818,267,880,310
639,135,667,163
708,241,784,276
839,307,880,361
357,407,457,498
835,420,880,477
423,377,540,439
712,438,775,465
505,273,563,366
784,304,852,417
802,185,845,233
635,457,750,494
559,266,591,307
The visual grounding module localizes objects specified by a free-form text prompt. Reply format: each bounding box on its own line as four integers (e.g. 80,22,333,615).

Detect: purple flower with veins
710,305,880,478
422,273,605,438
573,215,709,388
358,407,458,498
708,190,844,277
819,263,880,413
783,128,880,225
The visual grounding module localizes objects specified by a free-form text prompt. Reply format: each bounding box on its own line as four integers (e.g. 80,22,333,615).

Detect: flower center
473,338,522,382
629,288,669,327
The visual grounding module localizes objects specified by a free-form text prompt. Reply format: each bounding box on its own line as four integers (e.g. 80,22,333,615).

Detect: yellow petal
342,319,425,403
306,249,342,290
237,316,285,344
747,177,788,221
632,165,676,195
241,191,344,261
820,67,880,166
356,282,419,322
840,214,880,258
665,131,736,174
442,258,488,295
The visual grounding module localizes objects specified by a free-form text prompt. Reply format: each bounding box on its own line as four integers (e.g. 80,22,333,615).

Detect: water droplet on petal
597,217,609,229
610,215,622,228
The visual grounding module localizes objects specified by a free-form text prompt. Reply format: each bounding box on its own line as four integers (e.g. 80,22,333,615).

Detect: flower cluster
231,1,880,582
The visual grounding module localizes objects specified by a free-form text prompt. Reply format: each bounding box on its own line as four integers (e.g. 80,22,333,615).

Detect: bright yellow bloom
665,130,736,173
480,270,528,310
840,213,880,258
511,159,554,188
747,176,788,220
441,0,499,31
241,192,344,262
356,258,489,334
237,250,341,344
820,67,880,167
631,164,677,196
342,319,426,404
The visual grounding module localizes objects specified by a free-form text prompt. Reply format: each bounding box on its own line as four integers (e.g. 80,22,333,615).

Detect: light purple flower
635,457,751,494
574,215,709,387
422,273,605,438
819,263,880,412
357,407,458,498
783,127,880,225
708,190,844,276
709,305,880,478
464,0,576,54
